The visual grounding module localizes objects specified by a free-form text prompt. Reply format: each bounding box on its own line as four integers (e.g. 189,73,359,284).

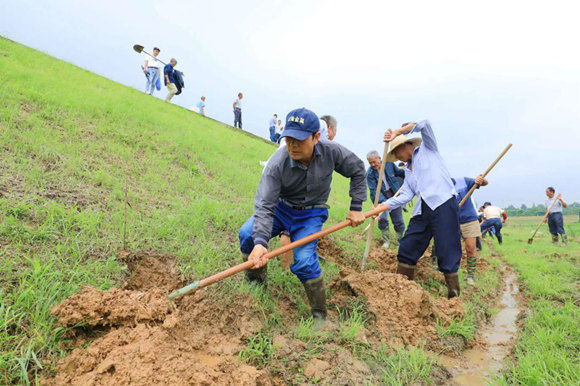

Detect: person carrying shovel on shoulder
378,120,463,299
238,108,367,326
544,187,568,246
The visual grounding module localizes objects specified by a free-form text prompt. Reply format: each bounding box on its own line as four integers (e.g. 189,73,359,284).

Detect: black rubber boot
444,272,460,299
242,253,267,285
302,276,327,327
396,263,416,280
497,234,503,245
475,237,482,251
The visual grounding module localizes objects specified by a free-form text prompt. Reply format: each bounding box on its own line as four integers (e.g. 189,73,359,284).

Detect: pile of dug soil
336,271,465,346
43,253,269,385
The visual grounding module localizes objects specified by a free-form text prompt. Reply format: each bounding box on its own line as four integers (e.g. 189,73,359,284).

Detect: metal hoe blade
133,44,144,53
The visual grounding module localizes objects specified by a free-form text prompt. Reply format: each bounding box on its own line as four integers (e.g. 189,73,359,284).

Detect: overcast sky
2,0,579,207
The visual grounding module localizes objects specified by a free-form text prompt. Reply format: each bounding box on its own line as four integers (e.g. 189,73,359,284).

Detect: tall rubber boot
396,263,415,280
381,229,391,249
242,253,267,285
497,234,503,245
466,256,477,286
561,234,568,247
444,272,460,299
475,237,482,251
396,231,405,242
302,276,327,327
552,235,559,246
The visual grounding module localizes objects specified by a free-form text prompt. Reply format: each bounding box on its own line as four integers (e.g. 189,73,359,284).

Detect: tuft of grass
370,345,438,386
238,331,275,368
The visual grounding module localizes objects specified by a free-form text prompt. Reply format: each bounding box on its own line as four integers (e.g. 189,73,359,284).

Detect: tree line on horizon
504,202,580,217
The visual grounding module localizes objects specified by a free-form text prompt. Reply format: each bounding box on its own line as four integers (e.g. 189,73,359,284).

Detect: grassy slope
498,216,579,384
0,37,401,383
0,37,356,381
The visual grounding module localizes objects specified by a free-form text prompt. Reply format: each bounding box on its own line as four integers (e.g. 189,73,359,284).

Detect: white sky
2,0,579,207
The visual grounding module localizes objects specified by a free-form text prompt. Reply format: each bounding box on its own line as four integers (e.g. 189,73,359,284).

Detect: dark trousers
269,126,276,142
378,189,405,233
548,212,565,235
480,218,502,237
234,108,242,129
398,197,462,273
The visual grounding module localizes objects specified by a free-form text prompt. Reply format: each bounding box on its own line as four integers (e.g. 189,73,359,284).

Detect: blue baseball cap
281,108,320,141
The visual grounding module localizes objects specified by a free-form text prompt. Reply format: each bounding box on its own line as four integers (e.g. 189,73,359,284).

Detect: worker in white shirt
379,120,462,299
480,202,507,244
143,47,161,95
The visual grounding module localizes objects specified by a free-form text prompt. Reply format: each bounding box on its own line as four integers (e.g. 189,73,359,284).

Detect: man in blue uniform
238,108,367,324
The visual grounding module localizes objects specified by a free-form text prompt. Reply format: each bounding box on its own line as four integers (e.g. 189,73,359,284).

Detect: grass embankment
0,36,392,383
0,37,507,384
496,216,579,384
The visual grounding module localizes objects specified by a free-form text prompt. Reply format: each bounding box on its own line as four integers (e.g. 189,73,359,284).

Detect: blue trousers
238,202,328,282
398,197,462,273
480,218,502,237
234,108,242,128
145,68,159,95
269,126,276,142
378,190,405,233
548,212,565,235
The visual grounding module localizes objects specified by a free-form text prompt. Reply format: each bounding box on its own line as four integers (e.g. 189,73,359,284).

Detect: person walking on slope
366,150,406,249
233,92,243,129
143,47,161,95
164,59,179,102
268,114,278,142
379,120,462,299
544,187,568,246
452,176,488,285
480,202,507,244
196,96,206,116
238,108,367,326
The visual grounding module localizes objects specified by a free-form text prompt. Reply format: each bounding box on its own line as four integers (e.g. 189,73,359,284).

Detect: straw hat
386,135,422,162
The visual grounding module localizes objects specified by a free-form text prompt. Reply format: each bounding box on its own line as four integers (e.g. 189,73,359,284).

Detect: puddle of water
442,270,520,385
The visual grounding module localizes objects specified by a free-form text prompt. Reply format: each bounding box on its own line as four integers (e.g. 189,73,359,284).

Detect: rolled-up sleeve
334,145,367,211
410,120,438,151
382,178,414,211
252,164,281,247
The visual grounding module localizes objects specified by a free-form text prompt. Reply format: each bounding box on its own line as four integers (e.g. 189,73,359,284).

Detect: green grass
2,37,576,384
0,37,364,384
497,216,579,385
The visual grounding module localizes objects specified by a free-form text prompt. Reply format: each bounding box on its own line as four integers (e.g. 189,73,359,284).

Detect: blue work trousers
480,218,502,237
378,189,405,233
547,212,565,235
239,202,328,282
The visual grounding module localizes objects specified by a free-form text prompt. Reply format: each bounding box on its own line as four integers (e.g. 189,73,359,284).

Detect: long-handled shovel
133,44,185,76
133,44,167,66
168,205,390,300
528,196,559,244
458,143,513,207
360,141,390,271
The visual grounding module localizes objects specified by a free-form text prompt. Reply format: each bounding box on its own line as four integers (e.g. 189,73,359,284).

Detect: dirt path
440,267,521,385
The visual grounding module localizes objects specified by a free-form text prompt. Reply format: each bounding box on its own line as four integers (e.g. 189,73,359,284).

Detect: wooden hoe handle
168,205,390,299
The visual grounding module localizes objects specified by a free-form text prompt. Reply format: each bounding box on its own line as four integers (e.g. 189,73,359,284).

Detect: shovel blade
133,44,144,53
527,238,533,244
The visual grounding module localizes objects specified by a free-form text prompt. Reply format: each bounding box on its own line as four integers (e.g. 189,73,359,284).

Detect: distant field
497,216,579,384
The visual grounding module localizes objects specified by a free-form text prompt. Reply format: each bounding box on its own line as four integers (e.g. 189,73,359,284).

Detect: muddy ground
43,242,499,385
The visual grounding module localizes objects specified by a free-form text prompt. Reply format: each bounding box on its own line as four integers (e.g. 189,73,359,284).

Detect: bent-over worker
238,108,367,325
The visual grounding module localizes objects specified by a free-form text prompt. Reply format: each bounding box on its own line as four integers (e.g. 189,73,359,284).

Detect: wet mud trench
440,268,521,385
